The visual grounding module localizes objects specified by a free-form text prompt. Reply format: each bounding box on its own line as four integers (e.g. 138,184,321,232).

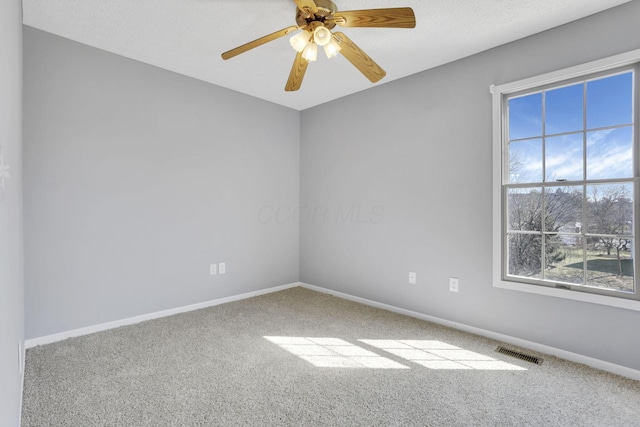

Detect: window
492,50,640,310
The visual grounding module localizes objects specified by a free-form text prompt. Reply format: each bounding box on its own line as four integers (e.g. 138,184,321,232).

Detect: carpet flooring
22,287,640,426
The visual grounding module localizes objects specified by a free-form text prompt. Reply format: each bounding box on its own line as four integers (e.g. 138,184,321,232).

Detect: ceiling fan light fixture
323,37,341,58
313,26,332,47
290,31,311,53
221,2,416,92
302,41,318,61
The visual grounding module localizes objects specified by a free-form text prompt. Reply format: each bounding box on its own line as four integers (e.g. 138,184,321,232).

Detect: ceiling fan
221,0,416,92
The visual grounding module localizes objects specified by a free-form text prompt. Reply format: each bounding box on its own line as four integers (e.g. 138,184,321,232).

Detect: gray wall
300,1,640,371
0,0,24,425
22,1,640,374
24,28,300,339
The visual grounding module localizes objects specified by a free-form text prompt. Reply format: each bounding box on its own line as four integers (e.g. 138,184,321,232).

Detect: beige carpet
22,287,640,426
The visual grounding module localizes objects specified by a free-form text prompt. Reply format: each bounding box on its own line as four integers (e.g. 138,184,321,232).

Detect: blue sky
507,71,634,183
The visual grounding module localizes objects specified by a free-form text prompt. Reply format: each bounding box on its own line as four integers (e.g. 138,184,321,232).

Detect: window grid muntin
503,65,638,299
509,123,633,144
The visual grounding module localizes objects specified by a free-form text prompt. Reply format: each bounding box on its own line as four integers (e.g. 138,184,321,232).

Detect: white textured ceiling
22,0,630,111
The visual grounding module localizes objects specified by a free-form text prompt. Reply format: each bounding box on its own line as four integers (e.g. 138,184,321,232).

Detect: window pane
586,127,633,180
508,234,542,279
509,93,542,140
585,183,633,235
507,188,542,231
586,72,633,129
544,236,584,285
545,134,583,181
509,139,542,183
545,83,583,135
500,66,637,299
545,186,582,233
586,237,634,293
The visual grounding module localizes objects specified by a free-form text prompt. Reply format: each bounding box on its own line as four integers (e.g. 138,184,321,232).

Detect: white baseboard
299,282,640,381
25,282,300,349
24,281,640,381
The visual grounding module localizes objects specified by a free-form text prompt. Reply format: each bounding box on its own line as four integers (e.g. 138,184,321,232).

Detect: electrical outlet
449,277,459,293
219,262,226,275
210,264,217,275
408,272,417,285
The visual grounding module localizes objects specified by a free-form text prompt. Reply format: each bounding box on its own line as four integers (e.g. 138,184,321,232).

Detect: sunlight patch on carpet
359,340,527,371
264,337,526,370
264,336,409,369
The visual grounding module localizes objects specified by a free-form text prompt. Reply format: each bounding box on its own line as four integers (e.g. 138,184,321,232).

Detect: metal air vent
496,346,543,365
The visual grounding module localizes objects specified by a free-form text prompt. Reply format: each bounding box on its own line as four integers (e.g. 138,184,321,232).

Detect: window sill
494,280,640,311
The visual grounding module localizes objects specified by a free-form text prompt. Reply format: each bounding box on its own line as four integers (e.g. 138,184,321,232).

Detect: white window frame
491,49,640,312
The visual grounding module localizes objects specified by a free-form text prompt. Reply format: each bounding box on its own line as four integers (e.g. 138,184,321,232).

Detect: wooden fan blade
221,26,299,60
332,8,416,28
285,51,309,92
293,0,318,14
333,32,386,83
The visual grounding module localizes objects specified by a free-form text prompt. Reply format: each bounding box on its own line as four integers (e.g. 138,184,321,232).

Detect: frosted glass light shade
302,42,318,61
313,26,332,47
290,31,311,53
323,38,341,59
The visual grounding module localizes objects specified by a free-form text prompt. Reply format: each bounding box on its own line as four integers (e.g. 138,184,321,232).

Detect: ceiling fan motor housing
296,0,338,29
